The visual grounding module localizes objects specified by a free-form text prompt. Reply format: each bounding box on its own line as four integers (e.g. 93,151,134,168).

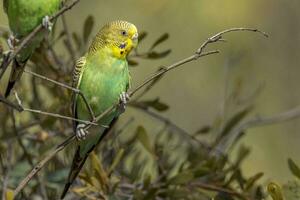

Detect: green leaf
83,15,94,43
128,59,139,66
138,31,148,42
150,33,169,50
108,148,125,175
147,49,171,59
136,126,154,155
236,145,250,166
72,32,82,50
219,106,252,139
139,98,169,111
90,151,109,191
245,172,264,190
168,171,195,185
288,158,300,180
194,125,211,135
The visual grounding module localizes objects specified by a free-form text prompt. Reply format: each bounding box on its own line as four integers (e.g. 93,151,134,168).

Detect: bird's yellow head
267,182,284,200
89,20,138,59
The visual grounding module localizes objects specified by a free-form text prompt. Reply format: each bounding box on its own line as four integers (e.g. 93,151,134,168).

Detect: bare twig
23,69,96,121
215,106,300,153
14,27,266,196
13,92,99,126
132,67,165,101
0,0,80,79
0,93,23,111
14,135,75,196
190,182,250,200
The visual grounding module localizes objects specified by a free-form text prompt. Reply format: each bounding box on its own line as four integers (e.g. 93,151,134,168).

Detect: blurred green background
1,0,300,185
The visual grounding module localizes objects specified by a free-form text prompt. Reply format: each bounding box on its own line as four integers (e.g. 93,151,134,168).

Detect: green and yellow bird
3,0,61,97
61,20,138,199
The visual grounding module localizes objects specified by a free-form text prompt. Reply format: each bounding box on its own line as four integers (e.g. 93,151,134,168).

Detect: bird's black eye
121,30,127,36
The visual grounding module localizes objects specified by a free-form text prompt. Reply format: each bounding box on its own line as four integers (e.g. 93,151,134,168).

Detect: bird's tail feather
5,58,27,97
60,146,89,199
60,118,118,199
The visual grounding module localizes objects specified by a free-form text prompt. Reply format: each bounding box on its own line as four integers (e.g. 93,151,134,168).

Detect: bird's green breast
77,50,130,126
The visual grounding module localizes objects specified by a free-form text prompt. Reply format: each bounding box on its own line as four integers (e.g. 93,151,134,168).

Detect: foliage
0,5,292,200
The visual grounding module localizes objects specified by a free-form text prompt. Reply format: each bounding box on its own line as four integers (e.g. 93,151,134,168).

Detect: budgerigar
3,0,61,97
61,20,138,199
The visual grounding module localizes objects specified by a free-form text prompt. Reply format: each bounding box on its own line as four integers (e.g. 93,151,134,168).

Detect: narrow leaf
147,49,171,59
150,33,169,50
139,98,169,111
194,125,211,135
72,32,82,50
90,151,109,191
108,148,125,175
168,171,195,185
136,126,154,155
288,158,300,180
128,59,139,66
138,31,148,42
245,172,264,190
83,15,94,43
219,106,252,138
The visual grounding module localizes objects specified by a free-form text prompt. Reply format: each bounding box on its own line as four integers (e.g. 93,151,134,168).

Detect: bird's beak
131,33,138,47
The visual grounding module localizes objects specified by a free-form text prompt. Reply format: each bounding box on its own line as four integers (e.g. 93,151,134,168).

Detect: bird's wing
72,56,86,131
3,0,8,13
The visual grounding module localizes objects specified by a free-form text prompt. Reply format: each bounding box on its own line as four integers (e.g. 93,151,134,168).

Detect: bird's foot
7,35,19,49
42,16,53,31
118,92,130,113
76,124,88,140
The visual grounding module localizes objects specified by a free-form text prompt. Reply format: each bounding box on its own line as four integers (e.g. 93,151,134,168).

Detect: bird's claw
76,124,88,140
7,35,19,49
42,16,53,31
118,92,130,113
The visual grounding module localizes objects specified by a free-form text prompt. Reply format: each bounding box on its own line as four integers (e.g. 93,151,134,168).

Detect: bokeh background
1,0,300,190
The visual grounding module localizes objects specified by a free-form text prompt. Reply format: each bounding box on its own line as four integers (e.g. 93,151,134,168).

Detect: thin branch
132,67,165,101
83,50,220,132
14,27,267,196
130,50,219,96
215,106,300,153
190,182,250,200
14,92,99,126
196,27,268,55
14,135,75,196
0,93,23,111
0,0,81,80
24,69,96,121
